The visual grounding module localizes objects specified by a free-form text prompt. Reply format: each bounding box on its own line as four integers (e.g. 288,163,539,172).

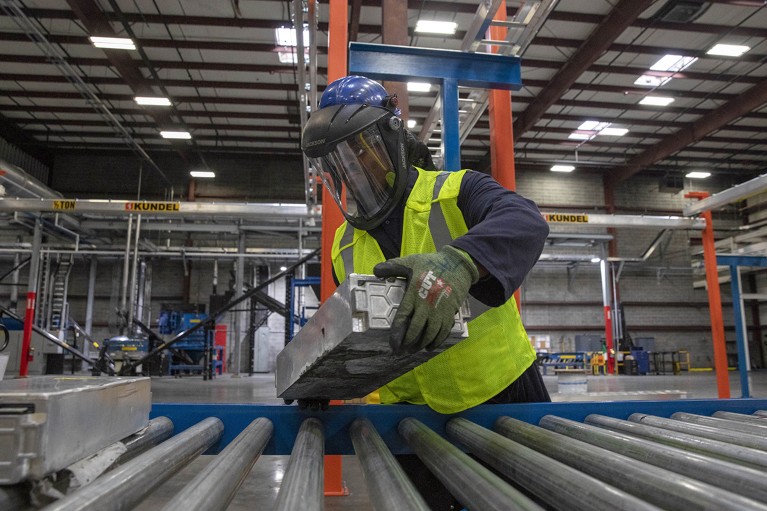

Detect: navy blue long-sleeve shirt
367,168,549,306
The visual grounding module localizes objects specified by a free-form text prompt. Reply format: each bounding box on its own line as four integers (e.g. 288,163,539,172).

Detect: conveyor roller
3,398,767,510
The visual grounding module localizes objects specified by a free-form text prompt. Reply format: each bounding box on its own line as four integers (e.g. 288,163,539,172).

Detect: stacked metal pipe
20,408,767,510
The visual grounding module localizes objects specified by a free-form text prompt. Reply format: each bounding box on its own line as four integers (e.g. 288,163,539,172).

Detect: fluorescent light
568,132,592,140
578,120,609,131
415,20,457,35
639,96,675,106
274,26,309,47
634,75,672,87
551,165,575,173
407,119,416,129
278,51,309,64
707,44,750,57
650,54,697,72
407,82,431,92
280,266,288,272
135,96,171,106
160,130,191,139
190,170,215,178
590,257,601,263
89,36,136,50
599,127,629,136
686,171,711,179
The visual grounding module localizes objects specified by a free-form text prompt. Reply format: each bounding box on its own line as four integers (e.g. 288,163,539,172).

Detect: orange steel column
321,0,349,496
487,2,520,307
488,1,515,191
685,192,730,398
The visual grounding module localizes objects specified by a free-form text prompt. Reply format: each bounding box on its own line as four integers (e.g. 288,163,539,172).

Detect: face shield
307,114,407,230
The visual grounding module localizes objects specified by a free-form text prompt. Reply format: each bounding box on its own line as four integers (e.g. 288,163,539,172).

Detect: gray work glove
373,245,479,355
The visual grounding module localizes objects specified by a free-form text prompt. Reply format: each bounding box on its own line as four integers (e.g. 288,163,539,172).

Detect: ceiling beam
0,104,303,121
23,119,764,144
7,88,767,121
608,76,767,185
0,53,329,76
4,90,301,107
3,31,764,66
21,5,767,39
0,32,328,54
0,71,744,104
0,73,316,92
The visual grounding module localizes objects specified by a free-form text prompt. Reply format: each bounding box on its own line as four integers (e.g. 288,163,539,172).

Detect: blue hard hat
319,75,400,115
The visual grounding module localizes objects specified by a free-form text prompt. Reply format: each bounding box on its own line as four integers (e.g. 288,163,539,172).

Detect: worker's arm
450,171,549,307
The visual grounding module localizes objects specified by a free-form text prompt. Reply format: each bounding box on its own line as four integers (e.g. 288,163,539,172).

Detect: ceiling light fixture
599,127,629,136
89,36,136,50
274,26,309,47
685,171,711,179
578,120,610,131
135,96,171,106
634,75,672,87
639,96,675,106
160,130,192,139
568,132,592,140
650,54,698,72
415,20,458,35
190,170,215,178
277,51,309,64
407,119,416,129
407,82,432,92
551,165,575,173
706,43,750,57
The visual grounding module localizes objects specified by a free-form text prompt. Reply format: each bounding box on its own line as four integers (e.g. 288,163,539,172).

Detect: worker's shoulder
458,168,504,189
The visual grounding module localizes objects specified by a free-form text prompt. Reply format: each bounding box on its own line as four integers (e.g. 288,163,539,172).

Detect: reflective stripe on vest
339,223,355,274
428,173,490,319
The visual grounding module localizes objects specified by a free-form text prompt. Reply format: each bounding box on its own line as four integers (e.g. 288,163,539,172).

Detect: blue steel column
716,255,767,397
441,78,460,171
347,42,522,174
728,265,750,397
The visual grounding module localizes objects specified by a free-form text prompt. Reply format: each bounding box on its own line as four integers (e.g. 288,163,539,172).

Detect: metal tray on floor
276,274,470,400
0,376,151,484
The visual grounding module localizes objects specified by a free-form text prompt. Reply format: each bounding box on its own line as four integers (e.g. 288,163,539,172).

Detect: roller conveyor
3,398,765,510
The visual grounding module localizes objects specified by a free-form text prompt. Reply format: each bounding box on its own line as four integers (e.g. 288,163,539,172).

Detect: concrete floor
134,370,767,510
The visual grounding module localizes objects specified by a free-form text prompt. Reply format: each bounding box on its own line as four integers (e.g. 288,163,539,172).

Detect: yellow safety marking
543,213,589,223
125,201,181,212
53,200,76,210
121,346,138,351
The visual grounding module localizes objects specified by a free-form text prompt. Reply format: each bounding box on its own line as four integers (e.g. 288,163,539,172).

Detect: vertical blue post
728,265,750,398
440,78,460,171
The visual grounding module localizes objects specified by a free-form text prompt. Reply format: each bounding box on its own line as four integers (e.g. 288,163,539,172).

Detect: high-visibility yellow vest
331,168,536,414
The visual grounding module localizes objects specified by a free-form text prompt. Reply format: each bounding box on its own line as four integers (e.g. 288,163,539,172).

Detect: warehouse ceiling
0,0,766,203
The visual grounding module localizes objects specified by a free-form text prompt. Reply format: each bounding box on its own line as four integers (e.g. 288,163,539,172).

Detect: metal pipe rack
14,399,767,510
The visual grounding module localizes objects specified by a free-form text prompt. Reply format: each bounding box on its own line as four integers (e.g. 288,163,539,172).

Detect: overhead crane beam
0,198,317,219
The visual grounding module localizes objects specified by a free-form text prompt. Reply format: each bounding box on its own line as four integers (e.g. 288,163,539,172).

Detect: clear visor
309,125,397,224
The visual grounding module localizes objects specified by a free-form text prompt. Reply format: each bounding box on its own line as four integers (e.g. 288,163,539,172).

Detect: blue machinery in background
158,310,216,377
348,42,522,171
716,254,767,398
285,276,321,343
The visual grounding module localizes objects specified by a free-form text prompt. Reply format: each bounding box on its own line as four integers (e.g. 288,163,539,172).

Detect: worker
302,75,550,509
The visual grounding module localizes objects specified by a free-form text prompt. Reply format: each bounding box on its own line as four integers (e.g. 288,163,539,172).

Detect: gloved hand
373,245,479,355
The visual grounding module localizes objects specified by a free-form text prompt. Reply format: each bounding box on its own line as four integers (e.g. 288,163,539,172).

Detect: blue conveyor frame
152,398,767,455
